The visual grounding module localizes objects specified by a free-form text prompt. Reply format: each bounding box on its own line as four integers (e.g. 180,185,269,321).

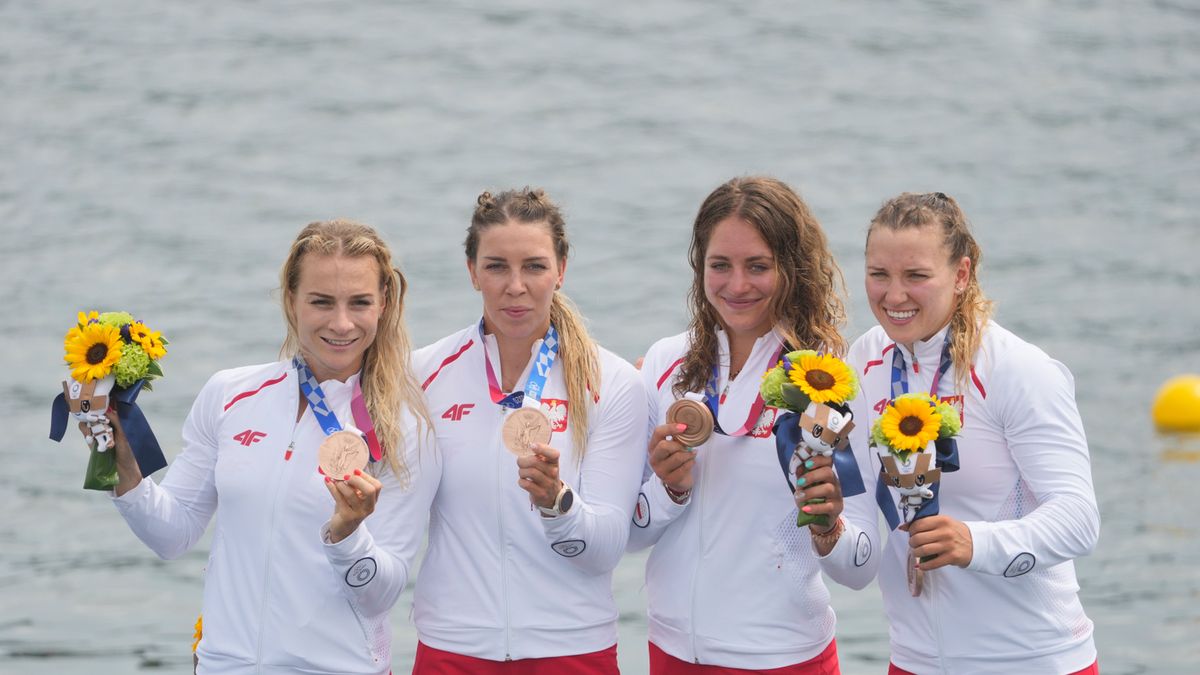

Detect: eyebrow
481,255,551,263
706,254,775,263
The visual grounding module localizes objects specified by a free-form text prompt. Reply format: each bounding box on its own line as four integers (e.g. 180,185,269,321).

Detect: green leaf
147,360,163,377
781,382,812,411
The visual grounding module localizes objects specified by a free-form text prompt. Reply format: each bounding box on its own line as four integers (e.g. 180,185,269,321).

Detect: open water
2,1,1198,673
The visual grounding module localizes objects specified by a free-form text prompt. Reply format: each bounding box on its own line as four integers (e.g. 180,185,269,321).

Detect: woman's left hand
904,515,974,570
518,443,562,510
325,469,383,543
797,454,844,527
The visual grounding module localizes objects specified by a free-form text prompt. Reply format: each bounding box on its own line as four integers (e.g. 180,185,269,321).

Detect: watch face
559,488,574,514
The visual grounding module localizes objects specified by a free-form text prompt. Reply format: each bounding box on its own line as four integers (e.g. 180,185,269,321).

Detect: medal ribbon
703,345,784,437
480,320,560,411
874,336,960,530
294,356,380,463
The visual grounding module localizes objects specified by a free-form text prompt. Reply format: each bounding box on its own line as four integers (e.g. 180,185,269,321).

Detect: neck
486,320,550,392
727,330,763,379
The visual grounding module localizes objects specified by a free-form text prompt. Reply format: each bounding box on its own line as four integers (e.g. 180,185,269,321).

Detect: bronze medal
907,549,924,597
318,430,369,479
502,407,552,456
666,398,714,447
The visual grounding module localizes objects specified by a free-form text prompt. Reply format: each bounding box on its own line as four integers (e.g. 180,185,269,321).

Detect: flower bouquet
871,392,961,525
761,350,866,527
49,311,169,490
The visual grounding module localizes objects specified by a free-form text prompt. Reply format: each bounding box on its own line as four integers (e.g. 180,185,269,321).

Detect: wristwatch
539,483,575,518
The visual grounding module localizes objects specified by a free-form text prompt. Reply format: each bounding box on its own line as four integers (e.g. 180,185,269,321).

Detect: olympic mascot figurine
761,350,866,527
50,311,169,490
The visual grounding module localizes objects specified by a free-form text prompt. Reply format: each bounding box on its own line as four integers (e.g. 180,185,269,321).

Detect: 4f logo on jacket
442,403,475,421
233,429,267,446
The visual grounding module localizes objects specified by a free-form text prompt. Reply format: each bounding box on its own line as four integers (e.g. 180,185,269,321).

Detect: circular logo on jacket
551,539,586,558
633,492,651,529
346,557,377,587
854,532,872,567
1003,552,1036,578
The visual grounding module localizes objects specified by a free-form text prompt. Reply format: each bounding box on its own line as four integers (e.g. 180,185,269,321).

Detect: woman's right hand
106,412,145,497
648,422,695,494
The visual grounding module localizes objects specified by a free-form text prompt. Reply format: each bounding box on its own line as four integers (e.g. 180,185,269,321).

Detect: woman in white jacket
411,188,645,674
848,191,1099,674
106,220,438,674
629,176,878,674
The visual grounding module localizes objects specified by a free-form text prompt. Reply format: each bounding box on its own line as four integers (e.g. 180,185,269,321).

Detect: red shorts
649,639,840,675
413,641,618,675
889,660,1098,675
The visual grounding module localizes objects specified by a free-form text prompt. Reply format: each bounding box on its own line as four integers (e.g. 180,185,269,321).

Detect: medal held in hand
318,430,370,478
502,407,553,456
666,394,714,447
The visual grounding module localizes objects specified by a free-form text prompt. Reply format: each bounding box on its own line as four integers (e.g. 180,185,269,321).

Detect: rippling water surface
3,1,1198,673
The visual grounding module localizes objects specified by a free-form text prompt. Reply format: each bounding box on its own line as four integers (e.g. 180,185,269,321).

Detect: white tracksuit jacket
628,330,879,669
113,361,438,675
847,323,1099,674
411,323,646,661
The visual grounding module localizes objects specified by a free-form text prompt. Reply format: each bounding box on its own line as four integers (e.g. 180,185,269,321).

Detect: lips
322,336,358,348
502,307,532,319
722,297,762,310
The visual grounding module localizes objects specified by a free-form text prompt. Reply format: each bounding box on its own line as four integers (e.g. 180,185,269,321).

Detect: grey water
2,1,1198,673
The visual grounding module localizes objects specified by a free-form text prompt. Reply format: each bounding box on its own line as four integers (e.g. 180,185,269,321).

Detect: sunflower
77,310,99,327
129,321,167,360
64,322,123,382
878,396,942,454
787,352,857,404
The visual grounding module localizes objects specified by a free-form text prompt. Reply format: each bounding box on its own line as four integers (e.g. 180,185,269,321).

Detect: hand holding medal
760,350,865,528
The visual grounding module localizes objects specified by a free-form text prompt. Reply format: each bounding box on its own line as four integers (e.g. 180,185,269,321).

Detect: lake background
2,1,1198,673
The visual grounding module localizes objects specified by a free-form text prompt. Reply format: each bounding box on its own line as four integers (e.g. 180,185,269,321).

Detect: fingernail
675,423,687,431
795,491,806,500
796,477,806,487
324,477,331,484
686,446,696,453
804,459,814,469
353,469,362,476
343,474,350,481
801,506,812,513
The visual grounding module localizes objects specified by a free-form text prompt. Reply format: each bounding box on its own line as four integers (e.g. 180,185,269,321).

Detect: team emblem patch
752,407,779,439
540,399,569,433
854,532,872,567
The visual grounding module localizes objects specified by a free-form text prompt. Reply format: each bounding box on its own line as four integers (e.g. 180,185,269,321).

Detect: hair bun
476,191,495,209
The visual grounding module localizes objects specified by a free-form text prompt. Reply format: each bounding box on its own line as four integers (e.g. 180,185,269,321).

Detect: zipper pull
283,441,295,461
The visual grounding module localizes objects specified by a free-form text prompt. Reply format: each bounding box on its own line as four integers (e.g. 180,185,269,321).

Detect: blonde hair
466,188,600,459
280,219,431,483
676,176,847,397
867,192,994,390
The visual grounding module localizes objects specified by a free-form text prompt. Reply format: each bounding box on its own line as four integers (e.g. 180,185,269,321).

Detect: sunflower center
805,369,835,390
86,343,110,365
898,415,924,436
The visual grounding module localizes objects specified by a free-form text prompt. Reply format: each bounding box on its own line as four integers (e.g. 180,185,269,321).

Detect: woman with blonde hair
847,192,1099,673
411,187,645,674
104,219,437,674
630,176,879,673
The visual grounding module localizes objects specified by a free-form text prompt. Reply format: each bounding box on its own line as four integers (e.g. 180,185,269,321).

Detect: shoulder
640,331,691,389
200,361,292,413
976,321,1074,394
847,326,893,369
412,325,478,379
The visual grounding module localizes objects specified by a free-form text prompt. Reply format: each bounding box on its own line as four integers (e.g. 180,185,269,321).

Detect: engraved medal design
502,406,553,456
318,430,369,478
666,398,714,447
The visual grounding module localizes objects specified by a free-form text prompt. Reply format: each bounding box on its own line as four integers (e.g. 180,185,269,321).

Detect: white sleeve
965,351,1100,576
539,361,647,575
322,414,440,618
111,373,222,560
625,351,690,552
817,391,883,589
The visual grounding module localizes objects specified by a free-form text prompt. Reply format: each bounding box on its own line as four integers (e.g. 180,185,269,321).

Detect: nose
330,304,354,333
504,270,527,296
883,279,908,305
729,267,753,294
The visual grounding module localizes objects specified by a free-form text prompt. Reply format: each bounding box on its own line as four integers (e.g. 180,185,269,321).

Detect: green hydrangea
935,401,962,437
113,342,151,388
760,366,790,409
97,311,135,329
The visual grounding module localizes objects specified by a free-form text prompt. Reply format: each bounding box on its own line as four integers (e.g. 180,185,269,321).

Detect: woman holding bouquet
104,220,437,674
628,176,880,673
847,192,1099,673
410,188,645,673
